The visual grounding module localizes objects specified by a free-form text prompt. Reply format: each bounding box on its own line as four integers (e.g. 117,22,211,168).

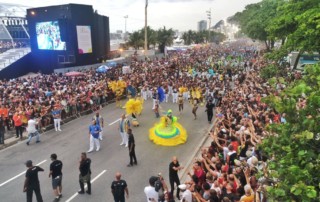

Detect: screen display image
76,26,92,54
36,21,66,50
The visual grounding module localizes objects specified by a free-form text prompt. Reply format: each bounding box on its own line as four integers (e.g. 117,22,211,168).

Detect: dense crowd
0,38,283,202
161,47,287,202
139,41,290,202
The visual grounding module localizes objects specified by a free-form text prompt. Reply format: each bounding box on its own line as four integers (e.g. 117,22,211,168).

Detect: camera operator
144,174,169,202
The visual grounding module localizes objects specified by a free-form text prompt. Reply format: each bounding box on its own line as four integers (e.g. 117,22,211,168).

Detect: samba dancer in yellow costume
108,80,127,108
149,109,187,146
124,98,143,127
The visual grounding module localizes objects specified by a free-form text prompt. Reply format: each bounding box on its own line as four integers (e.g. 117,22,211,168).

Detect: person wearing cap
51,105,62,132
23,160,44,202
49,154,63,202
87,119,101,153
178,184,192,202
111,172,129,202
92,111,104,141
26,116,41,145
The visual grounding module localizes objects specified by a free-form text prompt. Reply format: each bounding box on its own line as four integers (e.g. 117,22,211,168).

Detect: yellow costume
149,109,187,146
108,80,127,107
124,98,143,127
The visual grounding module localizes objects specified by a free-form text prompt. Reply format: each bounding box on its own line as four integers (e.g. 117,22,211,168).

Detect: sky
2,0,261,32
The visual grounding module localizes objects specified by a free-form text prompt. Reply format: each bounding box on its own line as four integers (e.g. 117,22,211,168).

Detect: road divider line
65,169,107,202
109,118,120,126
0,159,47,187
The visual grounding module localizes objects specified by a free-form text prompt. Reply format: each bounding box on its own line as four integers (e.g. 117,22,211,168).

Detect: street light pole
206,9,211,43
124,15,128,41
144,0,148,53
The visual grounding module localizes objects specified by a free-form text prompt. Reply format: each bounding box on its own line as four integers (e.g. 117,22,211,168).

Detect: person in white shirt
144,177,159,202
26,117,40,145
178,184,192,202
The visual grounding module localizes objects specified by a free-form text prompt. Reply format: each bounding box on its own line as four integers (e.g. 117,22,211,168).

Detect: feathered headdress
124,99,142,115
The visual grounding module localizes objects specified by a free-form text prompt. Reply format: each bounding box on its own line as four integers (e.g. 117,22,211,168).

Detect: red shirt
13,114,23,126
194,168,206,186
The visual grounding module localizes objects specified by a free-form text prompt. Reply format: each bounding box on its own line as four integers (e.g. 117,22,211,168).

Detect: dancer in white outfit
118,114,130,147
141,86,148,100
52,105,62,132
87,119,101,152
172,88,178,103
92,111,104,140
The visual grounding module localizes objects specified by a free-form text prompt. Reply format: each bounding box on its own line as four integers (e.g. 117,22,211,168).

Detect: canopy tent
96,65,111,73
65,71,85,77
106,61,117,67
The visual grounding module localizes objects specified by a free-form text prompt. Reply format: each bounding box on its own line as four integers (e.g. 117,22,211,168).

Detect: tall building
197,20,207,32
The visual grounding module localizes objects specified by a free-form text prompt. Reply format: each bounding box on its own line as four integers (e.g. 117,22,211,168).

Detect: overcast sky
3,0,261,32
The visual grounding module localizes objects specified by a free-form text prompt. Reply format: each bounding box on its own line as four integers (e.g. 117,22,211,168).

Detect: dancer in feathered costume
149,109,187,146
157,86,165,103
127,84,136,99
108,80,127,108
124,98,143,127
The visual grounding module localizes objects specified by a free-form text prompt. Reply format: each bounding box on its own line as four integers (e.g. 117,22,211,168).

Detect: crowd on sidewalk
2,38,290,202
162,54,291,202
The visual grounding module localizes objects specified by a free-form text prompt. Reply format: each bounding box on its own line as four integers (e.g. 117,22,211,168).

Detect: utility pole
124,15,128,41
144,0,148,53
206,9,211,43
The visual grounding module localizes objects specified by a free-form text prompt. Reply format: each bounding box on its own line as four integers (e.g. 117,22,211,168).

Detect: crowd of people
0,40,29,53
1,38,288,202
138,41,291,202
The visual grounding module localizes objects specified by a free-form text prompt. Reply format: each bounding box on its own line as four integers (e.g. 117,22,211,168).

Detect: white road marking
0,159,47,187
108,118,120,126
65,169,107,202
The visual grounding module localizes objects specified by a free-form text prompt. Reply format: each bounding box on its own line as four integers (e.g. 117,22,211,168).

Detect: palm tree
127,31,144,50
182,30,195,45
157,26,175,53
141,26,157,49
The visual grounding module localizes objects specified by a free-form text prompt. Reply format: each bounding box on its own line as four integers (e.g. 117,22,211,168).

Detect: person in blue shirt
88,119,101,153
92,112,104,141
52,106,62,132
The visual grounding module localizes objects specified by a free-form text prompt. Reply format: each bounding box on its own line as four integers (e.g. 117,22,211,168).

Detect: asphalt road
0,98,211,202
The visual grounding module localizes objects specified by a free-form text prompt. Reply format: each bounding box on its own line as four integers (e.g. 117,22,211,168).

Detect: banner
76,26,92,54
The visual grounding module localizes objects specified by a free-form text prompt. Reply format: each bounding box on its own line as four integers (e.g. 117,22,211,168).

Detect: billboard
76,25,92,54
36,21,66,50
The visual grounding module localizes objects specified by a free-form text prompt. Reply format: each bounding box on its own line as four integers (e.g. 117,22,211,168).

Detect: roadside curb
0,136,28,150
179,122,215,182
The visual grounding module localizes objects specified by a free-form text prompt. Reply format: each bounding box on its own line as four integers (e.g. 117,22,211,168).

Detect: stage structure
27,4,110,73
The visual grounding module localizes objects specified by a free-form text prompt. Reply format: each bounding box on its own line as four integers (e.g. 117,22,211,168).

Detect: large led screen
36,21,66,50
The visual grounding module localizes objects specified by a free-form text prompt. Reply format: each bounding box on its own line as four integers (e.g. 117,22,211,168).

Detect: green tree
157,26,175,53
182,30,195,45
127,30,143,50
229,0,278,50
267,0,320,52
261,64,320,201
141,26,157,49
